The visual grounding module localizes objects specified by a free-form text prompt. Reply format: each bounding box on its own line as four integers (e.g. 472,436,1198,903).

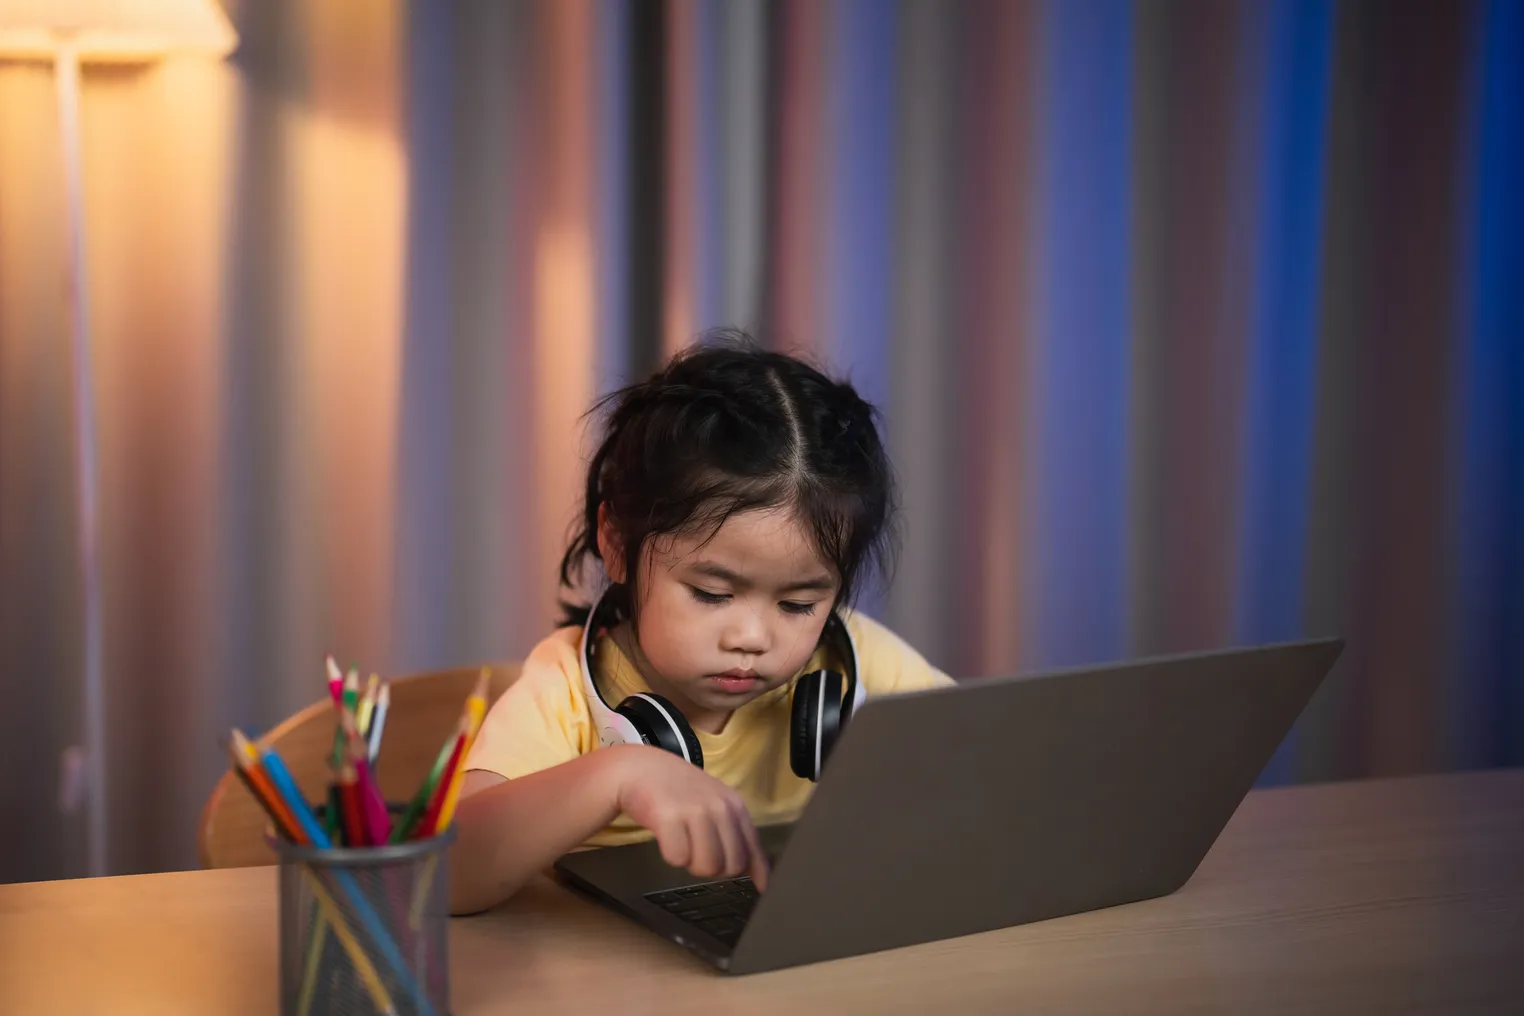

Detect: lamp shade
0,0,237,61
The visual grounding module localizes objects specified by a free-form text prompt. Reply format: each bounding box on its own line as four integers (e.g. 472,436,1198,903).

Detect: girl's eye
688,586,730,605
780,601,818,616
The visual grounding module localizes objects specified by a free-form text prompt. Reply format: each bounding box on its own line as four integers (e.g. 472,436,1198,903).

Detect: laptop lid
726,637,1344,973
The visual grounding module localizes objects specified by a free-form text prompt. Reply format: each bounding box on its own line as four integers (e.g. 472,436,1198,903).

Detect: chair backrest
197,660,521,869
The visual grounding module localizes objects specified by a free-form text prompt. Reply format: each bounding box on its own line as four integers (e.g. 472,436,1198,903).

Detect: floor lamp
0,0,236,878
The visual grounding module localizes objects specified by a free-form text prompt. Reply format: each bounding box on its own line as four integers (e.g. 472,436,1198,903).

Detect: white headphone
578,588,866,781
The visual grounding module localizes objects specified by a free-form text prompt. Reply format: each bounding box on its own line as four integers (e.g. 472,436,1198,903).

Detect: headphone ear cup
790,671,823,780
824,672,860,756
616,693,705,768
791,670,855,781
815,671,856,773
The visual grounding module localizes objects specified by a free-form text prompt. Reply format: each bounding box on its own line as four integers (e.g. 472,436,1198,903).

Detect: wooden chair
197,660,521,869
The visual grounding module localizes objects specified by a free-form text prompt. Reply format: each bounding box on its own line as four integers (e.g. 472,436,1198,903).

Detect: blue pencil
257,741,437,1016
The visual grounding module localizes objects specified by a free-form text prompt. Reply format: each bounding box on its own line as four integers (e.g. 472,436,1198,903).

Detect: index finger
732,799,770,892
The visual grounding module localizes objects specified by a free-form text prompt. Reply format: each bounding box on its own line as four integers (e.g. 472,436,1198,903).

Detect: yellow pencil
302,868,398,1016
434,668,491,834
410,670,491,929
357,673,380,736
295,908,328,1016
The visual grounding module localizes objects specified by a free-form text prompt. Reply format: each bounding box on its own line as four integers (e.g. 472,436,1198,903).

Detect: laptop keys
644,877,759,944
697,915,743,943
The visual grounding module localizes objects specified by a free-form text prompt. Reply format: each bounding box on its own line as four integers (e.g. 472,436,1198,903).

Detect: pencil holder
272,818,454,1016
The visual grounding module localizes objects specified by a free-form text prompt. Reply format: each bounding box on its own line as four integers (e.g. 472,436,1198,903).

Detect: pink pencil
343,713,391,844
325,655,343,706
356,757,392,845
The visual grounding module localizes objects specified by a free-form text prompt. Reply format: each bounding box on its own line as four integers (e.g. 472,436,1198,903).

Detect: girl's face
600,505,840,734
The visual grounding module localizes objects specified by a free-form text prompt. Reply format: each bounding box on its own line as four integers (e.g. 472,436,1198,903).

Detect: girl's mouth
709,670,762,694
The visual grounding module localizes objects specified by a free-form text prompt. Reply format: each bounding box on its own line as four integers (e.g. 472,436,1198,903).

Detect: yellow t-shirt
465,611,953,847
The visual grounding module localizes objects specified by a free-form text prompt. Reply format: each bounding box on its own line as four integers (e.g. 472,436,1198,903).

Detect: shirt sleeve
464,628,594,780
842,611,955,694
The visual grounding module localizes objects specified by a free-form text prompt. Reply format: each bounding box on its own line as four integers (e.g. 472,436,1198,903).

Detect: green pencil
330,667,359,769
391,718,465,843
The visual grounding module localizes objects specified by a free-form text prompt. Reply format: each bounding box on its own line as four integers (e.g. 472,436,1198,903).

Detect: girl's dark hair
557,329,898,628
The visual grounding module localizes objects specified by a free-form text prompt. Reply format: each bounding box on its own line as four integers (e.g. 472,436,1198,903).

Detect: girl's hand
607,745,770,891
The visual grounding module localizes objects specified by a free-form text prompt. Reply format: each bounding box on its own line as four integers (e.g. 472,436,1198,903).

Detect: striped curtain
0,0,1519,881
637,0,1524,788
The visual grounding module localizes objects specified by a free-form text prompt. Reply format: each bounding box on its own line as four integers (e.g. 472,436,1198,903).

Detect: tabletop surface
1,768,1521,1015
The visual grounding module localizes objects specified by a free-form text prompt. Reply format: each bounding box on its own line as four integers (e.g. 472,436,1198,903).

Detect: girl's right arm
448,744,769,915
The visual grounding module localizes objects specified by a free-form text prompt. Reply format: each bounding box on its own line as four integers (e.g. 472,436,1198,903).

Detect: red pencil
337,762,367,847
415,728,467,839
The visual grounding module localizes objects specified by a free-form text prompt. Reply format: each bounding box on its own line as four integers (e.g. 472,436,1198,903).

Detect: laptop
554,637,1344,974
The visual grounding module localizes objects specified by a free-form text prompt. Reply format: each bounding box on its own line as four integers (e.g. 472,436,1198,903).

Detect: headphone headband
578,588,626,711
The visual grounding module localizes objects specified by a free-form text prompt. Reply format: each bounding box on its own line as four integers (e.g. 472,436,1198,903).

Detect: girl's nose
720,605,768,657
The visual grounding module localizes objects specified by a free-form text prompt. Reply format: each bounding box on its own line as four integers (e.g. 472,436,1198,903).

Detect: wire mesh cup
272,815,454,1016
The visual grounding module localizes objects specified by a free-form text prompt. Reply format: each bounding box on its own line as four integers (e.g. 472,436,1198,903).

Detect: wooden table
1,770,1520,1015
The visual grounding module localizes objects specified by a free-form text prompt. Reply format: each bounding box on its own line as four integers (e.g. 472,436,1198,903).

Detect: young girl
450,335,952,914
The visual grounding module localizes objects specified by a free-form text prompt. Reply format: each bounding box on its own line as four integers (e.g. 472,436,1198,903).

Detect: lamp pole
54,35,108,879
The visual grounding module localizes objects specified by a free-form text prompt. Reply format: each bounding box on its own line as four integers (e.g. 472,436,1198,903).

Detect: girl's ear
596,503,627,583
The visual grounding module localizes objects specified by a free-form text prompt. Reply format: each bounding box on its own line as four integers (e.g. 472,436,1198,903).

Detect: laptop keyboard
644,877,758,946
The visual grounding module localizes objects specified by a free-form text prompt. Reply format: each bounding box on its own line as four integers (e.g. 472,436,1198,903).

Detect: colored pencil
306,715,382,1013
337,762,367,847
408,670,492,928
325,655,343,706
343,712,391,845
254,741,325,844
227,730,401,1015
416,731,467,839
295,907,330,1016
228,731,300,840
331,667,360,769
343,667,360,714
254,739,436,1016
433,669,491,835
227,744,299,842
357,673,380,736
391,717,466,843
367,683,390,763
228,656,501,1016
324,784,342,842
356,759,392,845
300,869,397,1016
